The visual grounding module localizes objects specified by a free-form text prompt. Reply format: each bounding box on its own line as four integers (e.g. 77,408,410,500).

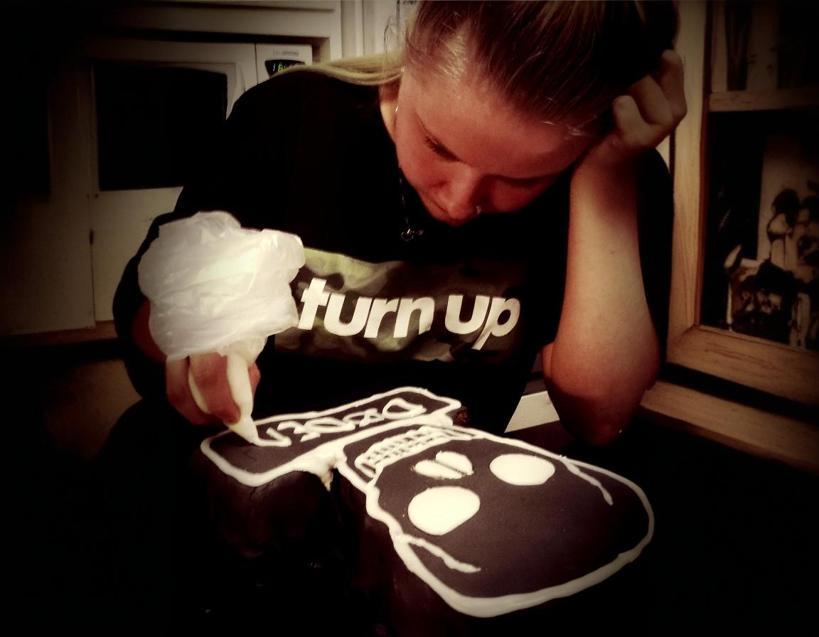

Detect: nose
437,168,484,221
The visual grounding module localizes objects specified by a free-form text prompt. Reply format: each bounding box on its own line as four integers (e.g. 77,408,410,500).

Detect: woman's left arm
542,50,687,445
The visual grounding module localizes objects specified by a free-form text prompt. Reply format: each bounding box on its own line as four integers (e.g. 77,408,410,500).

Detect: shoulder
232,69,379,122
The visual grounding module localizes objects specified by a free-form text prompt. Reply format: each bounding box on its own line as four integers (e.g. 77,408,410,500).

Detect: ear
379,82,400,141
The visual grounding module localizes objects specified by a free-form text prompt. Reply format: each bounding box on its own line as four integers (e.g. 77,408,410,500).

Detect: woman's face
390,69,596,226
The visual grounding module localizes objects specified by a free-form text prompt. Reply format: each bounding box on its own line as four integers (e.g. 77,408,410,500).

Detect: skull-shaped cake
194,387,653,626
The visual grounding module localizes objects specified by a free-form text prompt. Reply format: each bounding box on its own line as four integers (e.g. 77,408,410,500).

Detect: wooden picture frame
669,2,819,406
641,2,819,474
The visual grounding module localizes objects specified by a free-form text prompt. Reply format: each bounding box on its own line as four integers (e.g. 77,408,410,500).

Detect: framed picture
666,2,819,406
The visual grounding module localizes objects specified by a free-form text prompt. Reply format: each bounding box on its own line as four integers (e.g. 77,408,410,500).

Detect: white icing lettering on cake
252,397,431,448
489,453,555,486
201,387,460,487
261,427,292,447
278,416,357,442
408,486,480,535
297,277,520,350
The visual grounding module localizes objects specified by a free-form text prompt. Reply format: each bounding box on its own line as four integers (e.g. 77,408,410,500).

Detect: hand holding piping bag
186,339,265,443
138,211,305,443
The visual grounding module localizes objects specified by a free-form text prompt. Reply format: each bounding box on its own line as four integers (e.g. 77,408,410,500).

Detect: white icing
278,416,357,442
489,453,555,486
565,462,614,506
200,387,460,488
341,421,654,618
398,533,481,573
413,460,463,480
261,427,293,447
413,451,473,480
407,486,480,536
435,451,473,476
382,397,428,419
250,390,456,449
353,426,473,480
224,351,260,444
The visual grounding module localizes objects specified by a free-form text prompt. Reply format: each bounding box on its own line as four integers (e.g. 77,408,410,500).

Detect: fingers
189,353,241,424
611,94,661,150
166,353,259,425
166,357,217,425
609,49,687,155
655,49,687,121
629,77,674,129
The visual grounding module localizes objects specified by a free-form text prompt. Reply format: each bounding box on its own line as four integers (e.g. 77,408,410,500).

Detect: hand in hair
583,50,686,169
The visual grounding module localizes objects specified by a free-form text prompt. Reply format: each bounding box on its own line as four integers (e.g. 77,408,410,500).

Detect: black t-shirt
114,70,673,433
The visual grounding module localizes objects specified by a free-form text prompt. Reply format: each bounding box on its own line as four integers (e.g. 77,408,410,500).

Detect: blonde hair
290,1,677,135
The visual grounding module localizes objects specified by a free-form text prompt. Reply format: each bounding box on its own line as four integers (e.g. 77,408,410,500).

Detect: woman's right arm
114,79,273,424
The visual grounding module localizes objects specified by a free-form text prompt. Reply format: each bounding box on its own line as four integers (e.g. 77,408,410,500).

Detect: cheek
395,124,451,192
488,180,556,212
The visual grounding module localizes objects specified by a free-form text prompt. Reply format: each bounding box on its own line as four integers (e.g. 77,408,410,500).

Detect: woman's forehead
399,70,592,179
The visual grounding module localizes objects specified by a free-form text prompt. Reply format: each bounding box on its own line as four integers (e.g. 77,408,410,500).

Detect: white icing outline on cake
199,386,654,617
335,426,653,618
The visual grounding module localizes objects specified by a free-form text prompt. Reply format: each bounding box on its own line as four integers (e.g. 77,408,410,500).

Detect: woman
102,1,686,628
115,1,685,448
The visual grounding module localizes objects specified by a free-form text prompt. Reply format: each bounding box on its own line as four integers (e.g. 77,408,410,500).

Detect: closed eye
423,135,458,161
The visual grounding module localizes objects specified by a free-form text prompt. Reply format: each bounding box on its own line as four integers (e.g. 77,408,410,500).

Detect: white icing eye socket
413,451,473,479
489,453,555,486
408,486,480,535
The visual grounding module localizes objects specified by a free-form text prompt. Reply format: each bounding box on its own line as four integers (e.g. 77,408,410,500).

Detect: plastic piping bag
138,211,305,443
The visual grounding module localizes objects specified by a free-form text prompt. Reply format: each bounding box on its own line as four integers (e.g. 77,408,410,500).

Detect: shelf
709,86,819,112
640,380,819,475
668,325,819,406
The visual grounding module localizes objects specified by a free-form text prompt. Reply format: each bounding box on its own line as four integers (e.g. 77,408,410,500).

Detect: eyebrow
415,113,565,181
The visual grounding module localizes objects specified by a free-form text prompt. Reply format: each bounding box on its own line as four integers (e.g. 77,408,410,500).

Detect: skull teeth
435,451,473,476
414,459,463,480
413,451,474,480
354,426,473,480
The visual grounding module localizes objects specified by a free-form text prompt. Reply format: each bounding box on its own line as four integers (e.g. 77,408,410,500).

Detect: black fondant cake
193,387,653,632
